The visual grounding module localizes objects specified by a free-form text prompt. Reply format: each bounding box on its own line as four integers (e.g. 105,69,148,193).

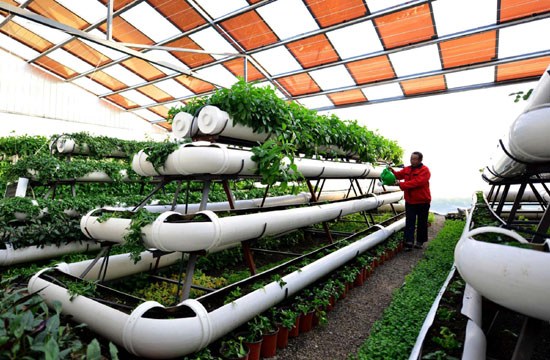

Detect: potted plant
273,308,298,349
258,314,279,359
243,316,265,360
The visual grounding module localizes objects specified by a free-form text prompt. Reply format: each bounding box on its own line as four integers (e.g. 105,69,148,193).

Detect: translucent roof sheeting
0,0,549,130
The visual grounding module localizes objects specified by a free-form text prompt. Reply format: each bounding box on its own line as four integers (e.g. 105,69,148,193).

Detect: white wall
0,49,167,141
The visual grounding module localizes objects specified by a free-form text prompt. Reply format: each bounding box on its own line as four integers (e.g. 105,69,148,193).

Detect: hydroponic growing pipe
0,241,101,266
454,225,550,322
80,191,403,252
484,64,550,182
132,141,383,179
52,135,126,157
172,105,271,142
28,218,405,358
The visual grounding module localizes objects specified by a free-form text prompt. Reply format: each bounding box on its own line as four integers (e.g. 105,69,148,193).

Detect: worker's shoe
414,243,424,249
405,242,413,251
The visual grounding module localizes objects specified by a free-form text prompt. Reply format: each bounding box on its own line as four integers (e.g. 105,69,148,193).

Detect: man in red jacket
391,151,431,251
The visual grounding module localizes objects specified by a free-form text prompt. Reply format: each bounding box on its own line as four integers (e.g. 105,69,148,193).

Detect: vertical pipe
15,177,29,197
106,0,114,41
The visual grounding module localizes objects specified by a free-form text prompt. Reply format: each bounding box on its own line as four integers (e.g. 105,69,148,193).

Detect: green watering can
380,167,396,186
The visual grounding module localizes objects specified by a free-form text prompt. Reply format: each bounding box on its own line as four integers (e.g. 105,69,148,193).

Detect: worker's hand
394,180,400,186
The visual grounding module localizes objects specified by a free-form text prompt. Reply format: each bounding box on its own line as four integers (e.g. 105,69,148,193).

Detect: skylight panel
446,67,495,88
327,21,383,59
146,50,190,75
189,28,238,60
297,95,333,109
0,34,39,60
433,0,497,37
133,108,161,121
72,77,111,95
85,30,126,60
102,64,145,86
55,0,107,25
194,65,239,89
48,48,94,73
252,46,302,76
194,0,249,19
120,2,181,43
309,65,355,90
498,19,550,58
258,0,319,40
154,78,194,98
365,0,410,13
119,89,154,106
389,44,441,77
362,82,403,100
12,16,71,44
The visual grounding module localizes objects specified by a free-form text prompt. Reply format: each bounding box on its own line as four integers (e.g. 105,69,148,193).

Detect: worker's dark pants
404,203,430,245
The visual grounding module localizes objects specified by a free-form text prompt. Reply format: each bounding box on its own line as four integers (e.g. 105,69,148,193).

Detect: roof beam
0,2,224,88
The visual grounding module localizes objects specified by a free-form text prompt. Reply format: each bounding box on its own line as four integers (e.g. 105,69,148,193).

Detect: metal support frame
179,253,199,301
506,182,527,225
241,240,257,275
79,244,113,281
306,179,333,243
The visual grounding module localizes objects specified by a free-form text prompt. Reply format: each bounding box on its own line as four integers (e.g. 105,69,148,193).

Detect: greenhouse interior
1,1,550,359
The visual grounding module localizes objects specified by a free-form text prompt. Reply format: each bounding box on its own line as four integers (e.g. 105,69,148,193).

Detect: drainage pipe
0,241,101,266
455,226,550,321
484,64,550,182
132,141,382,179
80,191,404,252
29,218,405,358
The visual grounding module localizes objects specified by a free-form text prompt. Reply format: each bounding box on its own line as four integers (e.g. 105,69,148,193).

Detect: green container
380,168,396,186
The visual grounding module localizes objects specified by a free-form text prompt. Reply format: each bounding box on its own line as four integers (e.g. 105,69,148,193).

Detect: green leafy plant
224,287,243,305
271,274,287,288
66,279,98,301
275,308,298,329
432,327,462,350
220,336,248,359
0,285,118,359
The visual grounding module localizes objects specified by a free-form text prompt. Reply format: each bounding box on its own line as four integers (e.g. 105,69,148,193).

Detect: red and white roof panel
0,0,548,128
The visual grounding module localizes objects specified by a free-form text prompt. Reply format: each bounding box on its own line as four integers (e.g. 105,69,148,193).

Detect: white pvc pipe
15,177,29,197
484,64,550,182
53,135,126,157
132,141,381,179
172,111,199,138
0,241,101,266
132,142,257,177
111,191,352,214
484,188,550,203
57,251,183,282
29,218,405,358
455,226,550,321
197,105,271,142
461,284,486,360
80,192,404,252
